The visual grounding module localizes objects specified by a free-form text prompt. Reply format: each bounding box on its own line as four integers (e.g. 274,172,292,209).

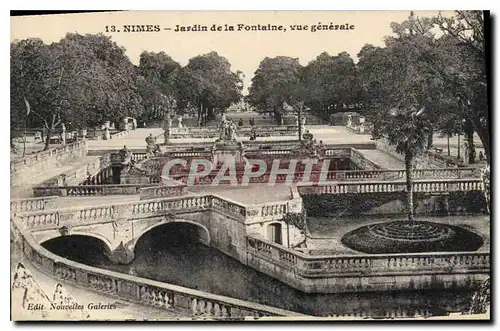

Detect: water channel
42,222,475,317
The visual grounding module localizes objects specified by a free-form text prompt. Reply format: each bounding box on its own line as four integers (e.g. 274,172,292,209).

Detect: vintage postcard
10,10,490,321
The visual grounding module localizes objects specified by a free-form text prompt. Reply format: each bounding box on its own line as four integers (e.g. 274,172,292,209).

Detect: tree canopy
171,51,243,123
247,56,303,119
11,33,143,149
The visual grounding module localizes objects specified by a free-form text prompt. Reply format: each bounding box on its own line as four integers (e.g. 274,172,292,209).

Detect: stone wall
245,236,490,294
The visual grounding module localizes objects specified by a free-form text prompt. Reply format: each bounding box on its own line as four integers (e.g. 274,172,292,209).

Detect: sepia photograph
9,10,491,321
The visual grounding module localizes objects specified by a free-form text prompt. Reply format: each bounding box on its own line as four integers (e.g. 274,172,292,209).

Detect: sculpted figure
145,133,157,157
229,121,237,141
119,145,133,166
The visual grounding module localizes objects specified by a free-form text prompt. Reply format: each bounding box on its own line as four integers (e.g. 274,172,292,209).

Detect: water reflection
42,224,473,317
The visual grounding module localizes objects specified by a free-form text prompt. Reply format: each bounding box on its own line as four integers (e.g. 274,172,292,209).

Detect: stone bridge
15,193,304,264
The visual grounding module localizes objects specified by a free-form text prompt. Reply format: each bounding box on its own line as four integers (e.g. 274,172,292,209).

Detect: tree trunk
43,126,52,151
298,106,303,141
405,150,415,223
427,129,433,150
198,102,202,124
447,135,451,156
477,128,490,164
464,121,476,164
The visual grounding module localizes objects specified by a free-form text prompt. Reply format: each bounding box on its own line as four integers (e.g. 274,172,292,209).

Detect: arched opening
267,223,283,245
134,221,210,256
41,235,112,265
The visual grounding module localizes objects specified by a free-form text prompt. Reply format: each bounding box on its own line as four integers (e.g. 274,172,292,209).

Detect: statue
217,114,238,143
177,116,183,128
250,126,257,141
229,120,237,141
163,112,172,143
463,140,470,165
359,116,366,134
302,129,313,141
118,145,133,168
145,133,157,157
60,123,66,145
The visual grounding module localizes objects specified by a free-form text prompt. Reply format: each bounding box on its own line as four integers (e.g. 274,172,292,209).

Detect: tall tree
431,11,489,162
302,52,360,118
137,51,180,122
361,13,437,222
171,52,242,124
247,56,303,123
11,33,142,150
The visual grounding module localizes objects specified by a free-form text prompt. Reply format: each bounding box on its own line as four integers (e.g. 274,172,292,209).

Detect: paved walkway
86,128,164,151
187,183,294,205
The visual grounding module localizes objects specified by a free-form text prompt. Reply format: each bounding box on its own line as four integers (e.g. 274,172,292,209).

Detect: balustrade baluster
191,298,199,315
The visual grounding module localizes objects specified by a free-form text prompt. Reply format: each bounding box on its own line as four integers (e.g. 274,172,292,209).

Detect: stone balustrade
109,153,148,164
246,236,490,278
166,168,480,187
10,216,303,319
11,140,88,174
33,184,160,197
169,125,299,139
298,178,484,195
210,195,247,220
139,185,188,200
10,196,58,215
17,194,249,231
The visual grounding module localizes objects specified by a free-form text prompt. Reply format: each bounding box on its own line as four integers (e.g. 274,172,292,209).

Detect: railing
298,178,484,195
246,236,490,278
18,194,248,231
110,153,148,164
10,196,58,215
33,184,158,197
10,217,304,319
169,125,299,139
163,168,480,186
139,185,188,200
11,140,88,174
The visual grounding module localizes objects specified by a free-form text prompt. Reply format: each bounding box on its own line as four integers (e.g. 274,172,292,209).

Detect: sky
11,11,453,94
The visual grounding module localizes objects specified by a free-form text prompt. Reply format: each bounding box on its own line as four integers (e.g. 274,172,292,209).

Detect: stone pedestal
80,128,87,140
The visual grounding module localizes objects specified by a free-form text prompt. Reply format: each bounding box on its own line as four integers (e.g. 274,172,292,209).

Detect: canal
42,223,474,317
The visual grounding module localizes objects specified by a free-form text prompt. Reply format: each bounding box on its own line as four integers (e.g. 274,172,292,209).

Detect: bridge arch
37,230,115,254
39,232,115,262
130,218,211,252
